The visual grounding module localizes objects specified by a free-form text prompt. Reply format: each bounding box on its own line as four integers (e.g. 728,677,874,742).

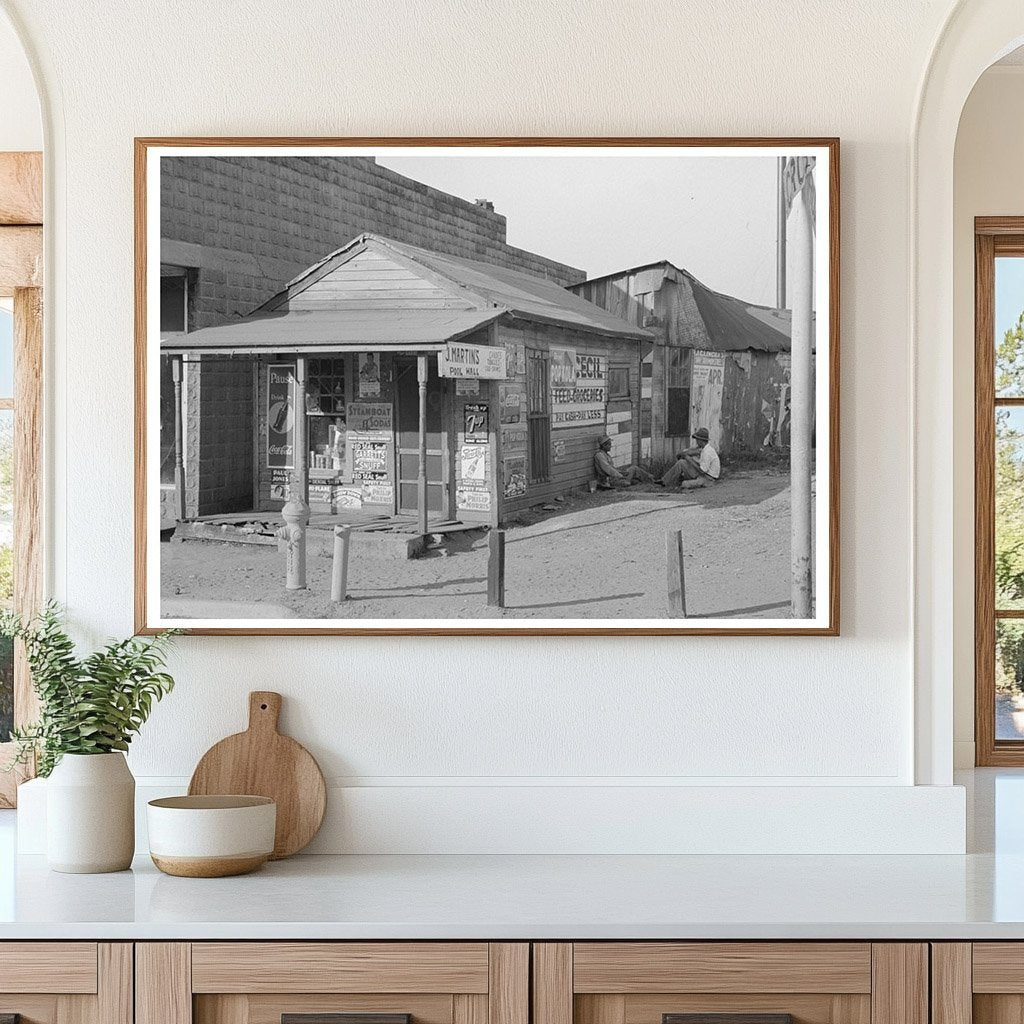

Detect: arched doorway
913,1,1024,784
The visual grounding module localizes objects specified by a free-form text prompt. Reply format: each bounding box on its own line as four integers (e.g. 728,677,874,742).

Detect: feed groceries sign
438,342,507,379
550,348,607,429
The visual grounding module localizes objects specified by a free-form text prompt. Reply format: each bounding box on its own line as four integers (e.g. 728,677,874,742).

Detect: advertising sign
438,342,507,379
498,383,524,424
690,349,725,448
358,353,381,397
463,403,489,443
502,455,527,499
267,363,297,468
499,336,526,377
549,346,577,387
457,488,491,512
460,444,488,482
361,481,394,505
351,439,388,475
456,378,480,395
551,352,607,430
347,402,392,432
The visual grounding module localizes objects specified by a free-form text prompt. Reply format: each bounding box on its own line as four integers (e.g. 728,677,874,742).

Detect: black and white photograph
138,140,838,634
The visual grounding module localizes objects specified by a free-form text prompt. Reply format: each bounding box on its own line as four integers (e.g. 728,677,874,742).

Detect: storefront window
306,358,346,468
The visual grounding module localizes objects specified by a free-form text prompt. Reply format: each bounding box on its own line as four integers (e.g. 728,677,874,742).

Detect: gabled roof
164,234,651,354
571,260,805,354
261,234,652,341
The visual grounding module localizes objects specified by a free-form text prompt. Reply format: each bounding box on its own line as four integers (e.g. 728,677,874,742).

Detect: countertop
1,769,1021,941
3,849,1024,940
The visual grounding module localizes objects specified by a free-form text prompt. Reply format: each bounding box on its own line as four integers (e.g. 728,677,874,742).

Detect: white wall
0,0,974,852
952,66,1024,767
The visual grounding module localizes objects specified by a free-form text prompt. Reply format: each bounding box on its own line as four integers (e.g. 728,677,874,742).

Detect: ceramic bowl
147,795,276,877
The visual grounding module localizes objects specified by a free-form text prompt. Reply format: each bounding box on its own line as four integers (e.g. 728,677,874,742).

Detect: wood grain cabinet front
136,944,528,1024
933,943,1024,1024
0,943,132,1024
532,944,929,1024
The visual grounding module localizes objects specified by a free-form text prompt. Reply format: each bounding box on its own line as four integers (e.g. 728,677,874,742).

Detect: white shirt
699,443,721,479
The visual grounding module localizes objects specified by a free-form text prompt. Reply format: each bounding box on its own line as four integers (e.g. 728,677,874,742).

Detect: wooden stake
331,525,351,603
488,528,505,608
667,528,686,617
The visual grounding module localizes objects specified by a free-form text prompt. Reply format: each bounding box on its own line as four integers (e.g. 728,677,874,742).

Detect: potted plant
2,603,178,873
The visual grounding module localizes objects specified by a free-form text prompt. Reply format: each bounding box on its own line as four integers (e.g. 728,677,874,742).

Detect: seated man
659,426,721,489
594,434,653,488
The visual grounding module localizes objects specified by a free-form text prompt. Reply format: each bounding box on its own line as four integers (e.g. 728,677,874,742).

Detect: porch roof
161,307,506,354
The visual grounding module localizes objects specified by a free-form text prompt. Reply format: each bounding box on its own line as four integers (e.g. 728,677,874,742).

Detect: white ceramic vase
46,752,135,873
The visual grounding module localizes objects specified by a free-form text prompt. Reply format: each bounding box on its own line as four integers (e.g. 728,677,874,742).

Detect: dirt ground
161,469,806,620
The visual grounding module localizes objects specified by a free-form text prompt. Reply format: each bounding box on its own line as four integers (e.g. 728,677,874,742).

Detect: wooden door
137,942,528,1024
0,942,131,1024
395,357,449,516
532,943,927,1024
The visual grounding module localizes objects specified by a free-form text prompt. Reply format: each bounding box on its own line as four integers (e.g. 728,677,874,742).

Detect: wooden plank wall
498,322,640,520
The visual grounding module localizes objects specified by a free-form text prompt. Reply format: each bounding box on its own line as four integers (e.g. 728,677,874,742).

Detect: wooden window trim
976,219,1024,765
0,152,44,807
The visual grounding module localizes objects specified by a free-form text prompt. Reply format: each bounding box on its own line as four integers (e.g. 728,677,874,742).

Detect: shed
571,261,805,462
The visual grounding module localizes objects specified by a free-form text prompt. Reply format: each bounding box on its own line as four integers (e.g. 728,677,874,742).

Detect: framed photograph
135,137,839,635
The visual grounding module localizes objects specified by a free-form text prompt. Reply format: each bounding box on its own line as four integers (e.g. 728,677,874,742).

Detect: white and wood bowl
147,795,276,877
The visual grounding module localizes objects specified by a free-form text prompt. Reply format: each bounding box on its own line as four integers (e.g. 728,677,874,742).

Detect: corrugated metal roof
162,308,505,353
571,260,805,354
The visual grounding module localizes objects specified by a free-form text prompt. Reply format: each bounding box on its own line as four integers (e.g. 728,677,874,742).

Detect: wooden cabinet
0,943,132,1024
932,943,1024,1024
532,944,928,1024
136,944,528,1024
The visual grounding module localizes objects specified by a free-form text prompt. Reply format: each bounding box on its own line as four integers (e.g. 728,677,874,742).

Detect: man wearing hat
659,426,721,489
594,434,653,488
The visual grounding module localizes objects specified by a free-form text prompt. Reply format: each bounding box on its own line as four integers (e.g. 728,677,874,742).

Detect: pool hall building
162,232,652,533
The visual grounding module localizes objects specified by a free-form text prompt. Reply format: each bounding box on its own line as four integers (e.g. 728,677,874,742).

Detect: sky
376,153,782,307
997,257,1024,340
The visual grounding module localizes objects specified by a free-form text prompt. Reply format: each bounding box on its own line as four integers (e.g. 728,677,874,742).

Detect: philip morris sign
438,342,507,379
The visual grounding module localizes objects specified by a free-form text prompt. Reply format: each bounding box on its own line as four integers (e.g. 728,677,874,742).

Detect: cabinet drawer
191,943,491,994
140,942,528,1024
0,942,99,994
572,944,872,994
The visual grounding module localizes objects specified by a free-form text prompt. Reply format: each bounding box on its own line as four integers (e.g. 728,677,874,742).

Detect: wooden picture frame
135,137,840,636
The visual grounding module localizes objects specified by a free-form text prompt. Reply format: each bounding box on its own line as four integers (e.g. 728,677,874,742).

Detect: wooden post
487,528,505,607
295,356,310,507
417,353,429,536
172,355,186,522
331,525,351,602
789,184,814,618
667,528,686,617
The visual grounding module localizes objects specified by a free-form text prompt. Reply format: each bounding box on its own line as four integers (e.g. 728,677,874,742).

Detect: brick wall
161,155,585,327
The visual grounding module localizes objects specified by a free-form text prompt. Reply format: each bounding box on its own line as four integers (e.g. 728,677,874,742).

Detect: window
305,357,347,458
976,221,1024,764
666,347,692,436
526,349,550,482
608,365,630,400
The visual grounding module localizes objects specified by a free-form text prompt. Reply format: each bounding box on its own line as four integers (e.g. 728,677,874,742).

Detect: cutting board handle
248,691,282,734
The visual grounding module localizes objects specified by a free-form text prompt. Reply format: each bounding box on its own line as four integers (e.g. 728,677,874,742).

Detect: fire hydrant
279,492,310,590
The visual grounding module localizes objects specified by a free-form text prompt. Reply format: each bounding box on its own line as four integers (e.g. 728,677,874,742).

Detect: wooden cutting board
188,691,326,859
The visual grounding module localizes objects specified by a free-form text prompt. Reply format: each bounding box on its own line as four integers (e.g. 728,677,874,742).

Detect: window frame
975,218,1024,765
